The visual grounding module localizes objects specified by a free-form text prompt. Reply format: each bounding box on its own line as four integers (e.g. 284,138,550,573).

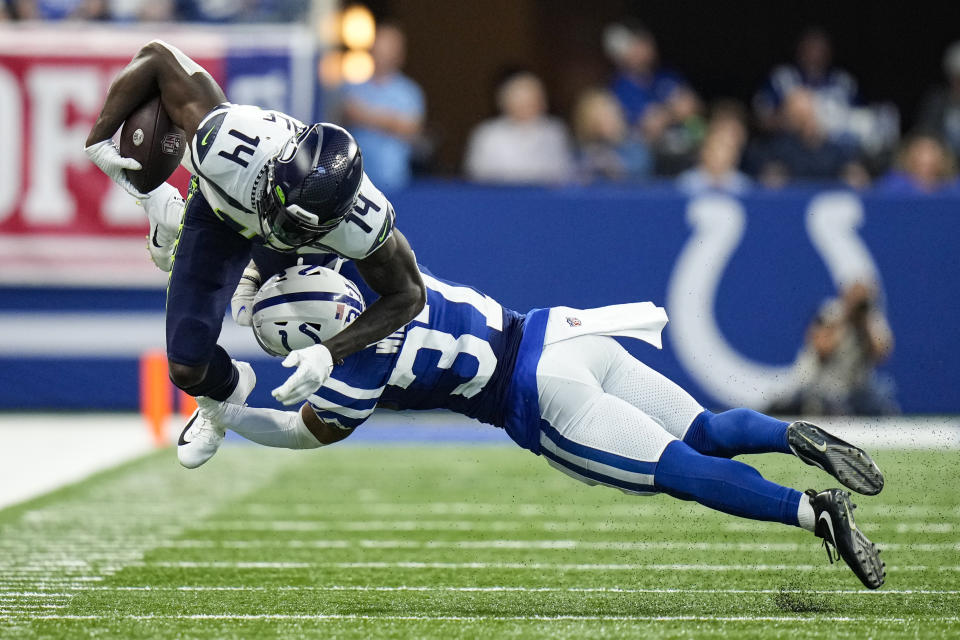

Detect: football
118,95,185,193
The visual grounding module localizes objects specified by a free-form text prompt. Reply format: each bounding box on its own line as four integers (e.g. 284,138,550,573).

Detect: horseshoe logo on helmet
666,192,882,407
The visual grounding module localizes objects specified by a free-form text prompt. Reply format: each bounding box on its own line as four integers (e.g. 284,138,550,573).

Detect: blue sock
683,409,791,458
654,440,802,526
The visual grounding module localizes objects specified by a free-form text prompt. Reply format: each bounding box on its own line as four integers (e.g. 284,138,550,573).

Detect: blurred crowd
4,5,959,196
0,0,309,22
345,20,960,195
459,23,960,195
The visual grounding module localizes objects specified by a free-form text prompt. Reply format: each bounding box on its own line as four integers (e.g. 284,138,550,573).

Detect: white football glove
84,139,150,199
140,182,184,272
272,344,334,405
231,261,262,327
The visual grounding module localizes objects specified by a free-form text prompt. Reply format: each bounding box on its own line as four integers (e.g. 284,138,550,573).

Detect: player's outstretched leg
595,340,884,495
652,440,885,589
178,360,256,469
787,421,884,496
682,409,792,457
806,488,885,589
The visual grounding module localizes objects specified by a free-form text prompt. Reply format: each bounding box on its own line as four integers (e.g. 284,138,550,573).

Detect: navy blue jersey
308,273,527,435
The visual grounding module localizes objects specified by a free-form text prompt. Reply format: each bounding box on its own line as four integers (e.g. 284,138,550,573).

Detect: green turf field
1,442,958,639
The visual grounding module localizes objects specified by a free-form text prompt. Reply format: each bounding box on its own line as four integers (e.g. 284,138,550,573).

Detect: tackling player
84,40,426,413
184,264,887,590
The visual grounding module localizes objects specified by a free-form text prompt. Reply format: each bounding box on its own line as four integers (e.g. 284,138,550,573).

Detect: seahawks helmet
256,123,363,251
251,265,365,357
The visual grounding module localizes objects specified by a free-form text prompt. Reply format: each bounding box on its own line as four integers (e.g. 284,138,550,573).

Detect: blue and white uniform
307,271,704,495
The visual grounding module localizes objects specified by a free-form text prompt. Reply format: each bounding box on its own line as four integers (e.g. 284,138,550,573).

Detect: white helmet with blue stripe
251,264,365,357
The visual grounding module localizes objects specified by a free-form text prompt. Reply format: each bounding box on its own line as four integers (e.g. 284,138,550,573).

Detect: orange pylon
139,350,172,446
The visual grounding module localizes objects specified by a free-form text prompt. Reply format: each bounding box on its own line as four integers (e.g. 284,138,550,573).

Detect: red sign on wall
0,30,224,285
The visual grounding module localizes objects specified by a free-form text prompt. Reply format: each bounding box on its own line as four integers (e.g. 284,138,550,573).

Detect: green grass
1,442,958,639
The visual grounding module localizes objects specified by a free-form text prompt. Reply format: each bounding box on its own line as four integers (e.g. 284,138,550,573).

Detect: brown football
119,96,185,193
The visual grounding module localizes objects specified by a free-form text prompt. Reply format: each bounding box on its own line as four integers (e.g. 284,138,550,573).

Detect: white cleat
177,360,256,469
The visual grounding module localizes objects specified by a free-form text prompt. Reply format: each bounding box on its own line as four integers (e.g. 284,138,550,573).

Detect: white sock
220,404,322,450
797,493,816,532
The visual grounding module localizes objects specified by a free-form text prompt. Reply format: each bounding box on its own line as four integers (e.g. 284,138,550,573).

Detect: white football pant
536,335,704,494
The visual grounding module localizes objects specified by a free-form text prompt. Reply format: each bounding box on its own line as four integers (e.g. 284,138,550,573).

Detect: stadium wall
1,185,957,414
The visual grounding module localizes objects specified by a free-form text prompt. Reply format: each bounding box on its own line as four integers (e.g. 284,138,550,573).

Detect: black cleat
807,488,885,590
788,421,884,495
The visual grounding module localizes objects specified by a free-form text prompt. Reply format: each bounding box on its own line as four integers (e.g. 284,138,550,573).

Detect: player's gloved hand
272,344,334,405
231,261,262,327
140,182,184,272
84,139,150,199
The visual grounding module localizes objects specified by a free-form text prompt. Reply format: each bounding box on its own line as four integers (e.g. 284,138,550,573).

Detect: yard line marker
159,539,960,553
192,519,960,534
18,585,959,596
144,561,958,572
233,501,960,517
2,613,958,623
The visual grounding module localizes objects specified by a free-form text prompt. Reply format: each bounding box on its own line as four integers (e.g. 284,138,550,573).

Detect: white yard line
5,585,956,596
191,519,960,533
143,561,956,572
158,538,960,552
233,501,960,519
2,613,957,623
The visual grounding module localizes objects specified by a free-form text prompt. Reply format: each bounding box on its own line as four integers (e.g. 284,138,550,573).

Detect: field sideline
1,432,958,638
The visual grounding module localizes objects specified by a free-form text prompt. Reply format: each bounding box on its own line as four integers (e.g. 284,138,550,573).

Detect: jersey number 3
387,279,501,399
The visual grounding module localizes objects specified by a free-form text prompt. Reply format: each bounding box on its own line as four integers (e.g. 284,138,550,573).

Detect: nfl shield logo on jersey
566,317,582,327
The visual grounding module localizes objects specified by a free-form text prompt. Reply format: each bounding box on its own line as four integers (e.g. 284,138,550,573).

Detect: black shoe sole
790,422,884,496
814,489,886,590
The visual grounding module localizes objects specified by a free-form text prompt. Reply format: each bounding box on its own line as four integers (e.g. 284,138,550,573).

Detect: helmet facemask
255,124,363,252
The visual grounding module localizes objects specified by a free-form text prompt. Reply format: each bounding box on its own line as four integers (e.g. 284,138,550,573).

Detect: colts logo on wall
666,192,884,408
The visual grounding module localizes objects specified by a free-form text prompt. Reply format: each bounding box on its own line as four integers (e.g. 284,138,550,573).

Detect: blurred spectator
676,128,751,196
874,133,960,195
603,21,704,175
603,21,686,129
770,282,898,416
342,23,425,193
464,71,573,184
11,0,108,19
109,0,173,21
571,88,651,182
754,28,858,141
648,86,707,175
916,41,960,162
747,88,868,187
176,0,307,23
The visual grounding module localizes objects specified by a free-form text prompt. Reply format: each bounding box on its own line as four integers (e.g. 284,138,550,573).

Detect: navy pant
165,186,252,367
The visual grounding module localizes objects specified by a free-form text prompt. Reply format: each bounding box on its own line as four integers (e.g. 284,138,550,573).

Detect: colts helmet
256,123,364,251
251,265,366,357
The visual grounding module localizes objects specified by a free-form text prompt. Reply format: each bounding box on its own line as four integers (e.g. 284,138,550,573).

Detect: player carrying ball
182,262,887,590
84,40,426,415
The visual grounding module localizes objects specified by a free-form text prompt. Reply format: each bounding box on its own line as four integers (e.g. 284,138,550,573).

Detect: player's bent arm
300,405,356,446
86,40,225,146
204,399,352,449
321,230,426,363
